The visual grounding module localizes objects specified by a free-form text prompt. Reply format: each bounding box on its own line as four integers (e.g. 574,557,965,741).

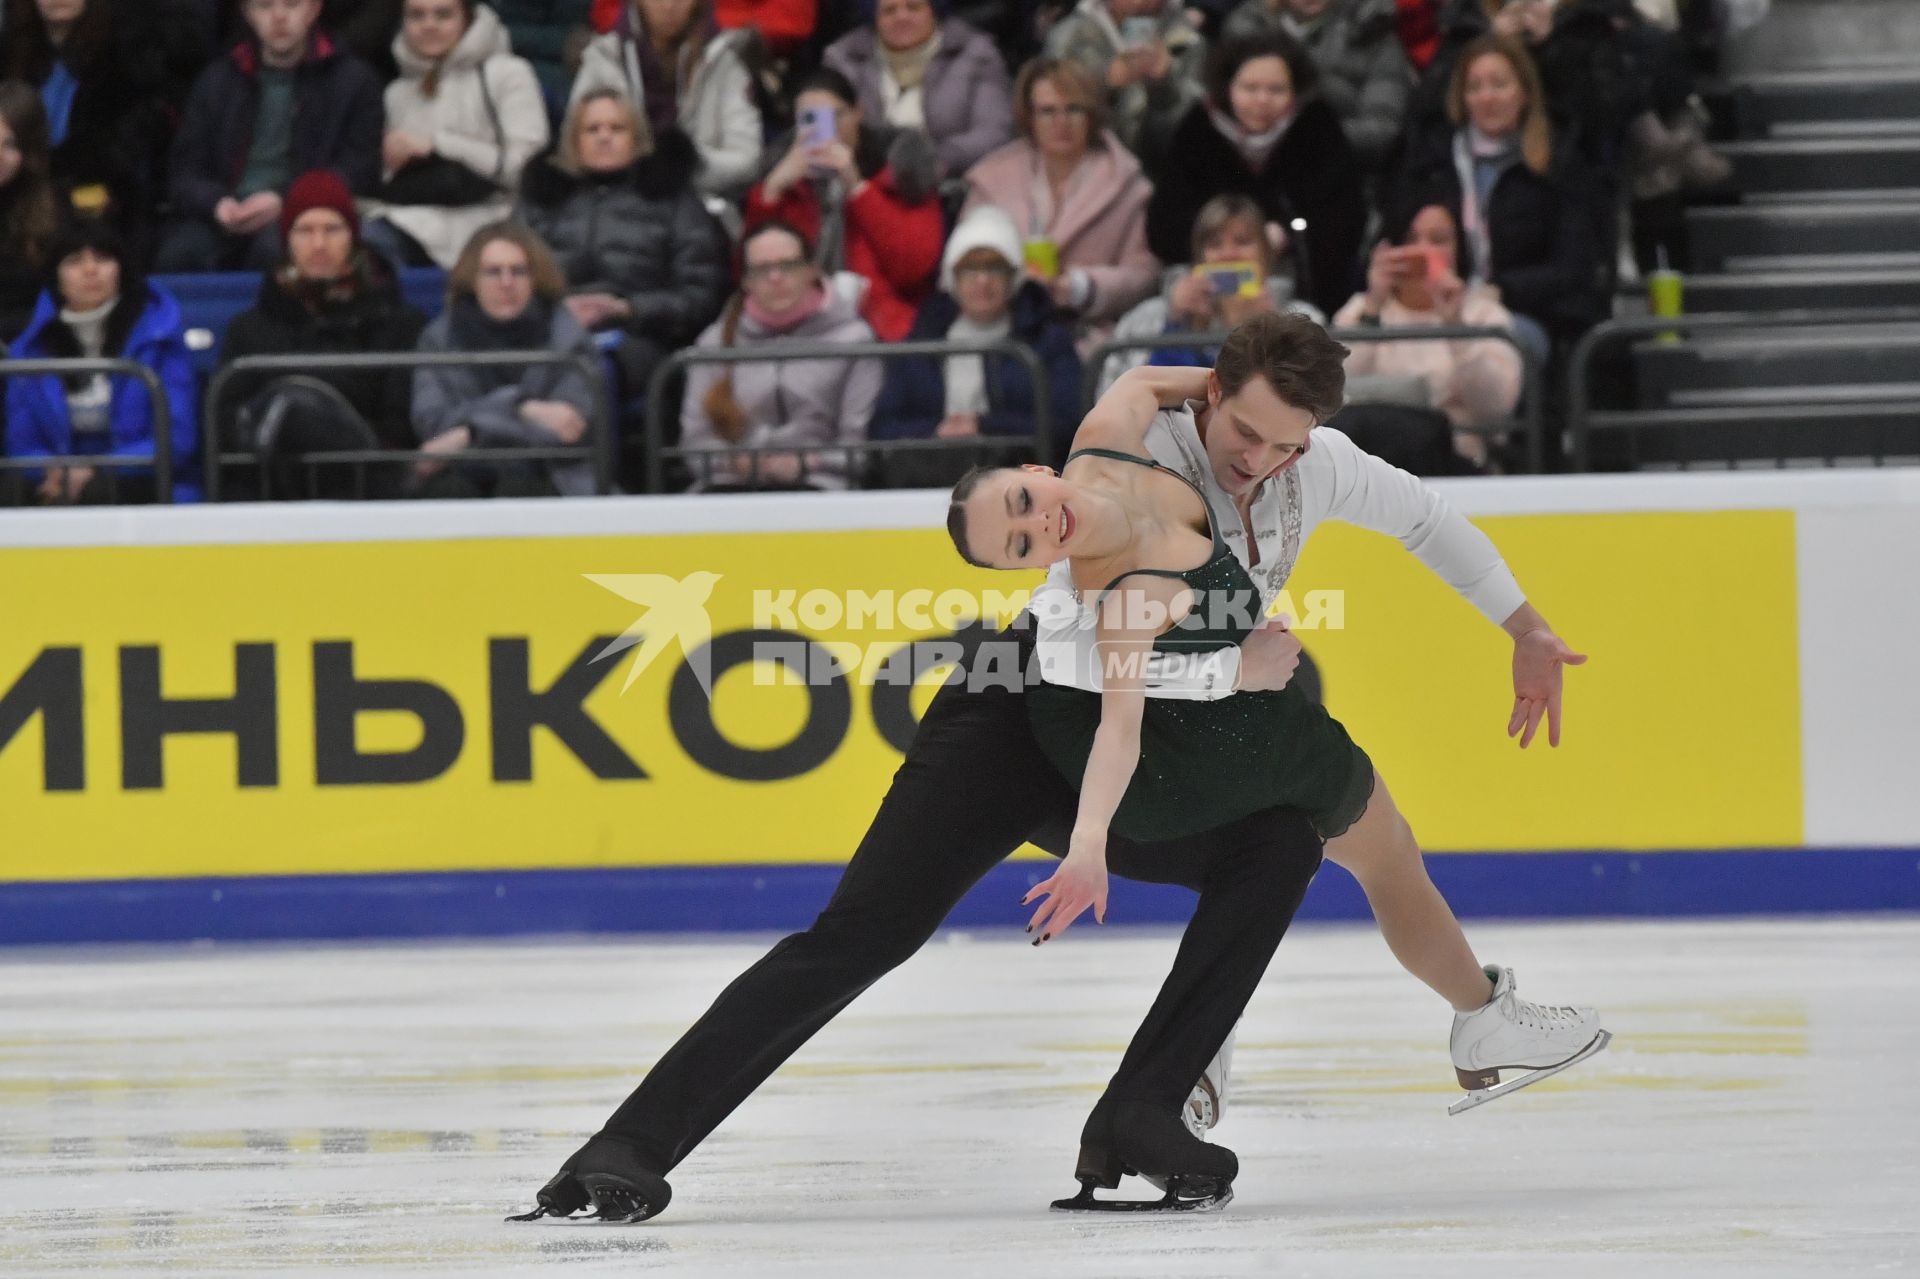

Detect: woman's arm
1026,574,1187,944
1070,362,1211,455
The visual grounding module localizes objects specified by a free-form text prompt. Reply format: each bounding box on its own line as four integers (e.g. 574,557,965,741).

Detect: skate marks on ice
1,919,1917,1274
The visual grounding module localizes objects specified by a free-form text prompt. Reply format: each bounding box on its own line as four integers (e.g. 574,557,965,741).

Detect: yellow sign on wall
0,508,1801,883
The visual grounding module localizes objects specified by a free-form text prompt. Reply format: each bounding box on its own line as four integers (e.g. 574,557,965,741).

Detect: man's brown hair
1213,312,1348,424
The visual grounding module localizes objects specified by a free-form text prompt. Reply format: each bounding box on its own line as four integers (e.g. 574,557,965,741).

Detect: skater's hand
1509,626,1587,748
1236,616,1301,692
1024,836,1108,944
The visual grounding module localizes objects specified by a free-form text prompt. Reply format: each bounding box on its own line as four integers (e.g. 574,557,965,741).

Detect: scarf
879,29,941,127
449,294,555,392
279,251,374,316
59,297,116,357
1452,127,1523,284
59,297,118,442
744,282,829,333
943,311,1010,417
881,28,940,91
1207,104,1293,172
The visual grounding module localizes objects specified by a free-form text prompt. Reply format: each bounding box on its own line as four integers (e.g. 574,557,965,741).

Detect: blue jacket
870,282,1083,462
5,285,201,501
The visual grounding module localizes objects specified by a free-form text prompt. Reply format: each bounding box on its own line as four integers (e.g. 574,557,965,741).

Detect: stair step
1717,251,1920,273
1682,268,1920,312
1587,401,1920,467
1742,186,1920,205
1771,120,1920,141
1688,202,1920,274
1721,139,1920,194
1633,335,1920,404
1729,70,1920,137
1673,382,1920,408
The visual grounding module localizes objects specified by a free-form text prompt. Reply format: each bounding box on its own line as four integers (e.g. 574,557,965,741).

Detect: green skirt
1028,678,1376,844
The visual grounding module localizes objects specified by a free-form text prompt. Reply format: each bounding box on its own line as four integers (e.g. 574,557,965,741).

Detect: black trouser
598,636,1325,1173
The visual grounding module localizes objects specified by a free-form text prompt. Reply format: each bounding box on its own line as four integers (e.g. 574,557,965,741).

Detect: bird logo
586,571,724,697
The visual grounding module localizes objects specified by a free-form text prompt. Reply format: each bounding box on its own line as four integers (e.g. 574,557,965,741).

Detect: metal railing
0,359,176,503
1567,307,1920,471
203,350,613,501
1086,325,1547,474
643,338,1055,494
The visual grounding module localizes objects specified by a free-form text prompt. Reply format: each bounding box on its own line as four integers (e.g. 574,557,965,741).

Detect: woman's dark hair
945,466,996,568
1378,199,1459,250
1,0,115,80
0,79,59,265
791,65,859,109
1213,311,1347,424
739,216,815,271
1204,29,1319,114
45,214,141,303
40,215,149,373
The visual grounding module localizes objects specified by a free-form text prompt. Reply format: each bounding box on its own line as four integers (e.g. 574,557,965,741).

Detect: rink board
3,472,1919,942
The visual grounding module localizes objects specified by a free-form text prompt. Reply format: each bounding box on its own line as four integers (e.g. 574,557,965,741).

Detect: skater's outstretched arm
1308,426,1588,746
1025,574,1188,946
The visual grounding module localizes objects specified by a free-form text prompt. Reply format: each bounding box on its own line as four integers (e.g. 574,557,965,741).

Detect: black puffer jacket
217,252,429,449
1147,99,1368,317
517,130,731,350
1392,128,1608,337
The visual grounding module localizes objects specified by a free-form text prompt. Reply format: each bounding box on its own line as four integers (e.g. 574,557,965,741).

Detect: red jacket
744,169,942,342
596,0,815,41
715,0,817,47
1395,0,1443,70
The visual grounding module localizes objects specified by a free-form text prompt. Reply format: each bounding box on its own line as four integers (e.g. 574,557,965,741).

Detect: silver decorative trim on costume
1265,468,1303,601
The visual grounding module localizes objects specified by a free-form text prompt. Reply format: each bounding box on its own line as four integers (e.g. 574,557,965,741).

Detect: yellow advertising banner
0,507,1800,882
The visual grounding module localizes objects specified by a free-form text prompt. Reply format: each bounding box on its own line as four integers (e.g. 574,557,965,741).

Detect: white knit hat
940,206,1024,294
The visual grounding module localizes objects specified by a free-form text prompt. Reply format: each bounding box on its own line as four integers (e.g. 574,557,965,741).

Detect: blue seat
400,267,448,318
153,268,450,380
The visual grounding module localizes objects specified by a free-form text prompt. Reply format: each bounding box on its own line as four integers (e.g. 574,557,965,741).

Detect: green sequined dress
1027,448,1376,843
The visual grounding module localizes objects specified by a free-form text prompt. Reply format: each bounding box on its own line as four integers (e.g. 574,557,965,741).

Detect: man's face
288,208,353,280
1200,372,1315,495
246,0,320,62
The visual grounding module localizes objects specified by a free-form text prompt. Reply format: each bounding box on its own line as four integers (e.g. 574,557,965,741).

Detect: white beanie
940,206,1024,294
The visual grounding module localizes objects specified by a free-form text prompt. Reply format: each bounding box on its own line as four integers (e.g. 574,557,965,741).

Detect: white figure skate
1448,965,1610,1115
1183,1029,1234,1139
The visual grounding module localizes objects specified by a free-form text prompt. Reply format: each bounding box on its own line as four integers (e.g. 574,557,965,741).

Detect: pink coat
960,134,1160,342
1332,287,1523,430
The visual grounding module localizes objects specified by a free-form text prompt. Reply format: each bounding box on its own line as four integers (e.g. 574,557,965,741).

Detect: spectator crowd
0,0,1737,501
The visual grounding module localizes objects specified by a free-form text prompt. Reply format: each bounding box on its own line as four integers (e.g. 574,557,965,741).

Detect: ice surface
1,917,1915,1276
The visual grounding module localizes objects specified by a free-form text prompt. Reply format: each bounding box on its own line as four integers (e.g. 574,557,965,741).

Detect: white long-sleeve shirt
1030,404,1528,699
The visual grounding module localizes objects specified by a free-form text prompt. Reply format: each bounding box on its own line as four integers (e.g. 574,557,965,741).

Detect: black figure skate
506,1138,673,1224
1050,1100,1237,1214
